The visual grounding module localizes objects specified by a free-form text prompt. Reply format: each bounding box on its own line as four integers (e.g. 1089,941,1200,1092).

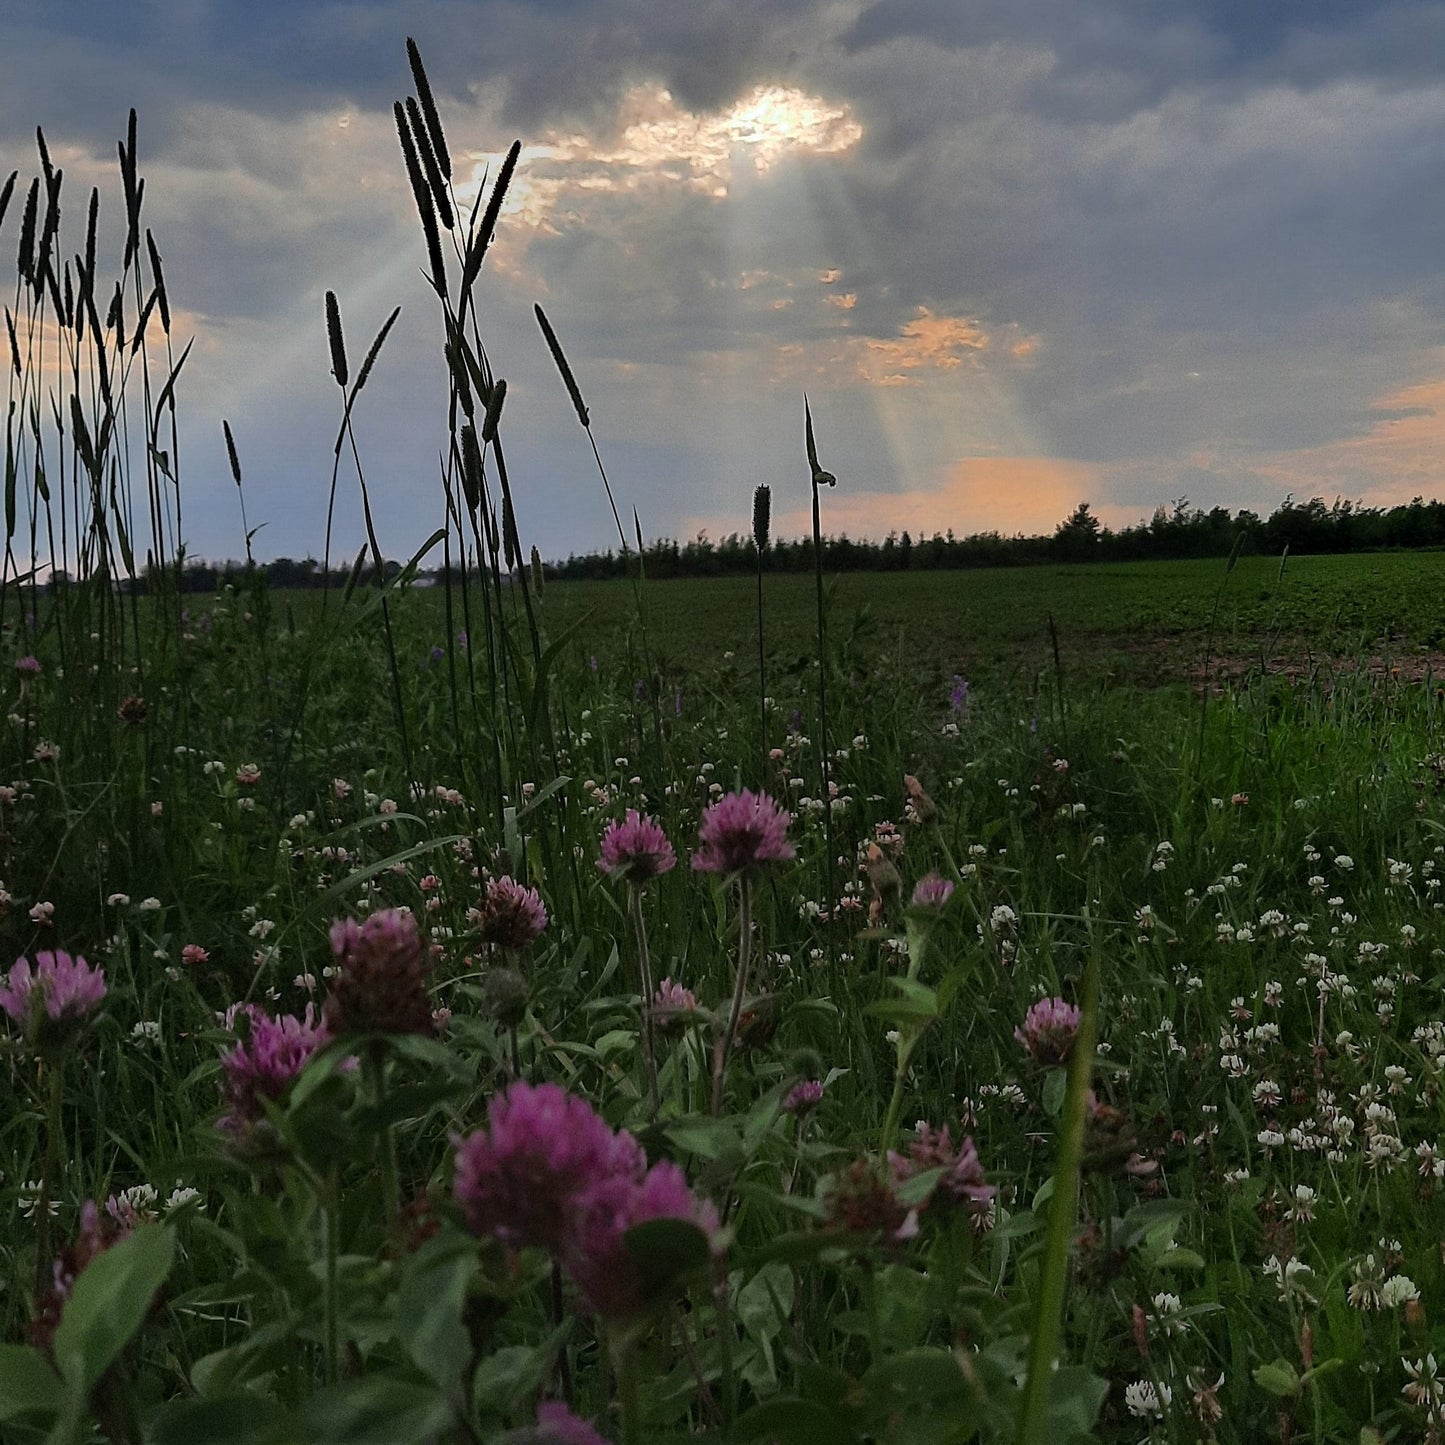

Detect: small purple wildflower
453,1081,626,1251
692,789,795,877
218,1005,330,1138
781,1079,824,1116
598,810,676,885
895,1124,996,1217
14,655,40,676
454,1080,720,1321
429,645,445,664
473,876,548,952
568,1154,720,1321
949,674,969,714
0,951,106,1051
910,873,954,912
650,977,702,1035
504,1403,609,1445
1015,997,1082,1065
324,907,434,1038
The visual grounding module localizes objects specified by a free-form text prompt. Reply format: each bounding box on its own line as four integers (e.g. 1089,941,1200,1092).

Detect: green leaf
396,1236,474,1393
1254,1360,1301,1398
732,1397,857,1445
1041,1067,1068,1118
52,1224,174,1396
151,1395,298,1445
0,1344,60,1422
666,1116,742,1161
299,1376,452,1443
623,1216,713,1301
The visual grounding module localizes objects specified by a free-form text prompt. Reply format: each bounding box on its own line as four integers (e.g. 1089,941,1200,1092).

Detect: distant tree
1054,502,1103,561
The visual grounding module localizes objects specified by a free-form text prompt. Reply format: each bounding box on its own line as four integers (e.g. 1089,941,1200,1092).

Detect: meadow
3,43,1445,1445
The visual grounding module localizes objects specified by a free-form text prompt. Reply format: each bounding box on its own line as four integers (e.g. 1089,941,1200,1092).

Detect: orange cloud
684,455,1126,541
1254,374,1445,507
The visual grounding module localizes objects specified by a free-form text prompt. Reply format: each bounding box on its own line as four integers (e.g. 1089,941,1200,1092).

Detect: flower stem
33,1058,64,1299
1016,943,1099,1443
711,876,753,1116
614,1333,641,1445
323,1166,341,1385
628,886,661,1120
364,1046,398,1233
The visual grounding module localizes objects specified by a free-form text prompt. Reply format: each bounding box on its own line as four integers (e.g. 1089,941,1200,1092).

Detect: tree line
61,493,1445,592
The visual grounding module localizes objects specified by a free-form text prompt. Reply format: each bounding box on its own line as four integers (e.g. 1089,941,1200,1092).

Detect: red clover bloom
895,1124,996,1216
474,876,548,952
324,907,434,1038
218,1005,330,1139
0,951,106,1050
910,873,955,912
1015,997,1083,1065
453,1080,719,1321
504,1403,609,1445
692,789,795,877
598,809,677,884
781,1079,824,1116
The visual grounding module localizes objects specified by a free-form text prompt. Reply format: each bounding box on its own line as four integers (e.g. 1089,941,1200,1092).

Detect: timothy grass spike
752,484,771,553
325,290,349,388
0,171,16,230
481,377,506,444
406,37,451,181
16,177,38,283
145,230,170,334
223,419,242,486
533,304,589,428
465,140,520,294
405,97,453,230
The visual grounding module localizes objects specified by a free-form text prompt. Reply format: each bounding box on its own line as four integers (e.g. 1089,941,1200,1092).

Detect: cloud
686,454,1120,541
1253,371,1445,508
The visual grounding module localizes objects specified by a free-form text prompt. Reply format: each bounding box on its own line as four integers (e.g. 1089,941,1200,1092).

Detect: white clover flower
1382,1275,1420,1307
1124,1379,1171,1418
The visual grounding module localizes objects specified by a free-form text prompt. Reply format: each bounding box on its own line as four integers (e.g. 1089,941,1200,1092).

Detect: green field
535,550,1445,690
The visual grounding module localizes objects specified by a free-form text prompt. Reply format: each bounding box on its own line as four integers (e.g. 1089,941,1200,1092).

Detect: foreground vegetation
3,40,1445,1445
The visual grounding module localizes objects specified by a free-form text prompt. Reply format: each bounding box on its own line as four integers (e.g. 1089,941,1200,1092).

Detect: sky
4,0,1445,566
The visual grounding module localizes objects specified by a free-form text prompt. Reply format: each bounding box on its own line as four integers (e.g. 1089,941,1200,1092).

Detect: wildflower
568,1154,720,1320
1015,997,1082,1065
164,1186,203,1213
323,908,434,1038
949,675,969,714
480,966,530,1028
1383,1275,1421,1307
598,810,677,884
454,1082,624,1252
910,873,954,912
32,740,59,763
824,1158,918,1244
14,655,40,676
504,1402,609,1445
1124,1379,1171,1419
782,1079,824,1116
105,1184,159,1230
473,876,548,951
453,1081,719,1320
1404,1354,1444,1410
0,950,106,1051
651,978,702,1035
117,695,147,725
181,944,209,967
902,774,937,826
691,789,794,877
31,1201,134,1354
218,1005,330,1139
894,1124,995,1216
235,763,261,786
